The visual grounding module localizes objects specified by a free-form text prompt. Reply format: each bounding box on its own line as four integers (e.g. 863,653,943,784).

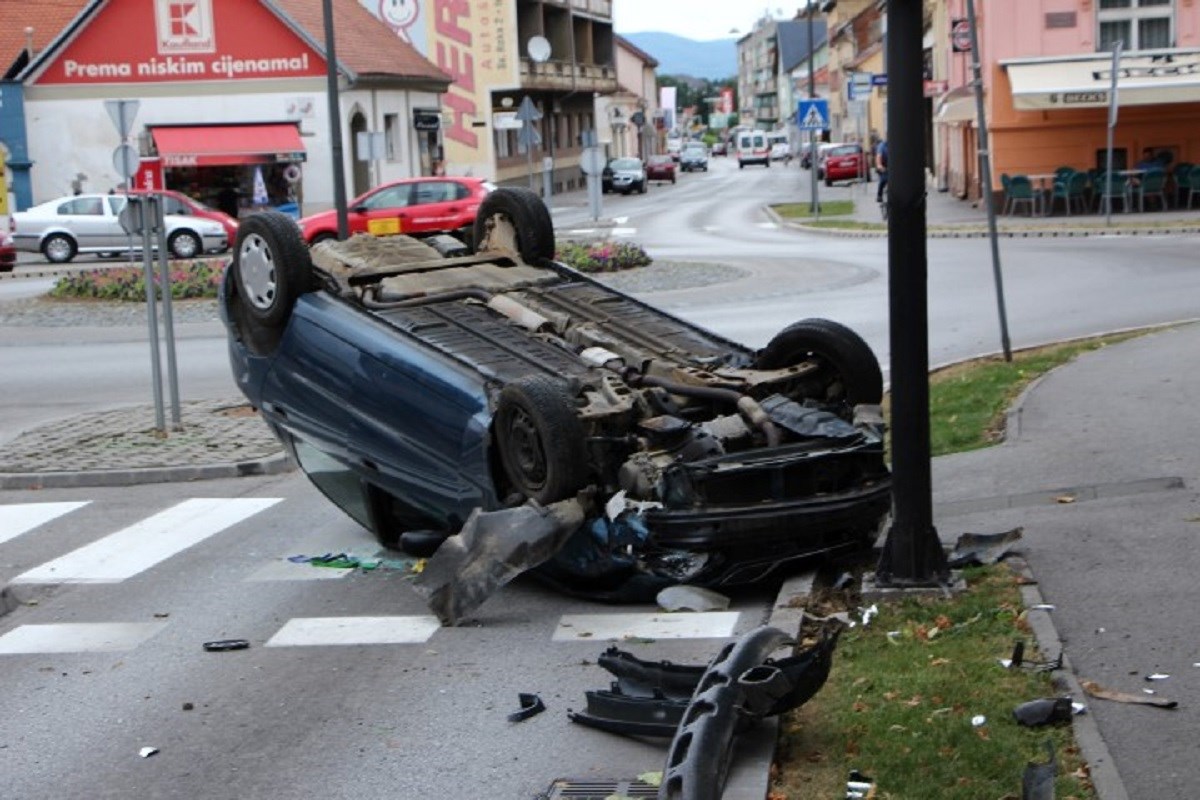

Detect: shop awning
1003,50,1200,110
151,124,306,167
936,87,980,124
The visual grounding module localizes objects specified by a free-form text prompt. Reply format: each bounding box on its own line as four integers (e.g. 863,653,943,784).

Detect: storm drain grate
539,778,658,799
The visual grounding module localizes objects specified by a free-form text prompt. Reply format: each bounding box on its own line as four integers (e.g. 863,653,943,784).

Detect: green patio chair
1136,169,1168,212
1006,175,1039,216
1094,172,1131,214
1186,168,1200,210
1049,171,1088,215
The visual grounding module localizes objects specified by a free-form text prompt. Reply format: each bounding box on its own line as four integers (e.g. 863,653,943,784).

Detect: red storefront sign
33,0,326,85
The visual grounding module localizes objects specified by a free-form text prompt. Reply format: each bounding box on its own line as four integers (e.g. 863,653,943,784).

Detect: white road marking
610,227,638,237
552,611,741,642
756,222,779,229
0,622,167,654
11,498,281,584
265,616,442,647
0,502,89,546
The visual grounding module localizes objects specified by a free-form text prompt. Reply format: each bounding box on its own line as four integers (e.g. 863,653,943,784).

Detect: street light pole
807,1,836,217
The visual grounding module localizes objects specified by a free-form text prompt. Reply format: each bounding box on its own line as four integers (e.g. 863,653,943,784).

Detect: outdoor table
1025,173,1059,216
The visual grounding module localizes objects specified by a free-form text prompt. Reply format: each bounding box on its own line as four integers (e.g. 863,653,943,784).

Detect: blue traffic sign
796,99,829,131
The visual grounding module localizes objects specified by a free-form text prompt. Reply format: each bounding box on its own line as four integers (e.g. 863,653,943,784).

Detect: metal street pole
965,0,1012,362
807,2,820,218
322,0,349,239
1105,41,1122,225
874,0,949,588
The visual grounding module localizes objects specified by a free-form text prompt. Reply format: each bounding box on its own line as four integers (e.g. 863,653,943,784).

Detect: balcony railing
520,58,617,91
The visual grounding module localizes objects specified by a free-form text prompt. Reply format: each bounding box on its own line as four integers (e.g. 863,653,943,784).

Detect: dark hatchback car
220,189,891,622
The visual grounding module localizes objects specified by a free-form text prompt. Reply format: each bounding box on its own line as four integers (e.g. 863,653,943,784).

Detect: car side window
60,198,105,216
414,182,455,205
162,196,187,215
108,196,127,214
363,185,412,210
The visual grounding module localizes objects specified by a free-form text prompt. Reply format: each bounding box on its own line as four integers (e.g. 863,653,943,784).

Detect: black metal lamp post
874,0,950,588
322,0,349,239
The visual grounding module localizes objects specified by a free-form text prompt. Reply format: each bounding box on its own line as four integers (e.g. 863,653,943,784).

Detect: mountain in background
621,32,737,80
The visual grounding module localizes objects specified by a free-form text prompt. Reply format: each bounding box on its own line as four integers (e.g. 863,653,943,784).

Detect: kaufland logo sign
156,0,215,54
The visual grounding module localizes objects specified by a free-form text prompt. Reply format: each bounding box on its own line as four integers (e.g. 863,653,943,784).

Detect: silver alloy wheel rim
238,232,276,311
46,237,71,262
173,233,199,259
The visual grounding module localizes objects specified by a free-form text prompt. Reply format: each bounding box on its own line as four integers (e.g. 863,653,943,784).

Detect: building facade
5,0,449,216
935,0,1200,201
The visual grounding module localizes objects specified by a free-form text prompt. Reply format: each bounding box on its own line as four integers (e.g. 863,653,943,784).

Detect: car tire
739,162,744,169
825,177,833,187
41,233,76,264
168,230,201,260
232,211,315,329
494,375,589,505
755,318,883,409
671,176,676,184
309,232,337,246
639,181,647,194
472,187,555,263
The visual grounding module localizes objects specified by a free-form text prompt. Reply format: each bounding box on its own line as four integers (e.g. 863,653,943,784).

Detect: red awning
151,124,306,168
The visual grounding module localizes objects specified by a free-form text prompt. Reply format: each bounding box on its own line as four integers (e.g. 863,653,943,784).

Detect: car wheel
494,375,589,504
671,176,676,184
472,187,555,263
755,318,883,410
41,233,76,264
825,177,833,187
739,162,744,169
232,211,315,329
168,230,201,259
639,181,647,194
309,232,337,246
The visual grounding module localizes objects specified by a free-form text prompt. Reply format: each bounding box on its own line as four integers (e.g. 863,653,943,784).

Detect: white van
736,130,770,169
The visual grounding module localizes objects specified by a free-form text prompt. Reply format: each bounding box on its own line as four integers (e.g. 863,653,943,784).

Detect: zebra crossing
0,497,745,654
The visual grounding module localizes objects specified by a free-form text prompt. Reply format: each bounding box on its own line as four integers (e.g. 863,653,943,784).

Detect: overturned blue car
220,188,891,623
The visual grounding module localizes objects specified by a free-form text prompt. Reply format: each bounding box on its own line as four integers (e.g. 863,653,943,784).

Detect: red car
645,154,677,184
819,144,870,186
298,176,495,246
128,189,239,248
0,231,15,272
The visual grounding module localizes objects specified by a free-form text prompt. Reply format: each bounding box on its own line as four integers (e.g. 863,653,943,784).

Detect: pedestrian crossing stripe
10,497,281,584
266,616,442,647
0,501,89,546
0,622,167,654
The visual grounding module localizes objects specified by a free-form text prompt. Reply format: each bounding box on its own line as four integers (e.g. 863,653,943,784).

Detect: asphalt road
2,160,1199,798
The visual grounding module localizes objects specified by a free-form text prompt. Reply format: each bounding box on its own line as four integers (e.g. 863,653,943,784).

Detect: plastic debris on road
139,747,159,758
947,527,1023,567
203,639,250,652
1013,697,1074,727
507,692,546,722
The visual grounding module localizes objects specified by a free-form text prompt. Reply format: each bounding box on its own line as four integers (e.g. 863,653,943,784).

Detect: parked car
128,188,238,245
604,157,647,194
812,142,847,175
10,193,228,263
219,188,891,622
0,231,15,272
679,143,709,172
297,176,494,246
736,130,771,168
819,144,869,185
645,154,677,184
770,142,793,162
710,140,728,156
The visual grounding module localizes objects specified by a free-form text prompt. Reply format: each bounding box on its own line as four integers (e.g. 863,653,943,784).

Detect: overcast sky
613,2,787,41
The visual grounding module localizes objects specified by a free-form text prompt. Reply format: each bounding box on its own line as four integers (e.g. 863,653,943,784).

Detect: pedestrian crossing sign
797,99,829,131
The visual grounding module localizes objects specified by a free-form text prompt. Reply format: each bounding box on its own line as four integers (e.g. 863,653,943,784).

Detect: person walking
874,138,889,203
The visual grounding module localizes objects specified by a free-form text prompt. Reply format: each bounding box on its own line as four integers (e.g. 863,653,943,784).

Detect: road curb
0,452,295,490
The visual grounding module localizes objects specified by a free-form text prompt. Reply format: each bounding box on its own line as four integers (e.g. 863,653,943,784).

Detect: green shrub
554,240,652,273
47,237,654,301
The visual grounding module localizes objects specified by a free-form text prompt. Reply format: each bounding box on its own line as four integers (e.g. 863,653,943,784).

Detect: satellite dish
527,36,551,63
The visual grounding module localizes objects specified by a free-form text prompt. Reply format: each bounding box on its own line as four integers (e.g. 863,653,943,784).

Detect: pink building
936,0,1200,201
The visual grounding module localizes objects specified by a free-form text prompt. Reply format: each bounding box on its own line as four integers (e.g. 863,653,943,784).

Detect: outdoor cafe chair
1000,173,1013,214
1094,172,1132,214
1186,168,1200,210
1049,171,1088,215
1173,163,1193,207
1005,175,1039,216
1136,168,1168,212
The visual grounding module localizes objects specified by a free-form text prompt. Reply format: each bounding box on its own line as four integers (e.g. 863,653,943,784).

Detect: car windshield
830,146,859,157
612,158,641,170
683,146,705,154
648,156,672,164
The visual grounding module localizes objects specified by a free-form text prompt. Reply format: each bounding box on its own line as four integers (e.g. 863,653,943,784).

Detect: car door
56,196,113,250
353,183,414,236
408,180,466,233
